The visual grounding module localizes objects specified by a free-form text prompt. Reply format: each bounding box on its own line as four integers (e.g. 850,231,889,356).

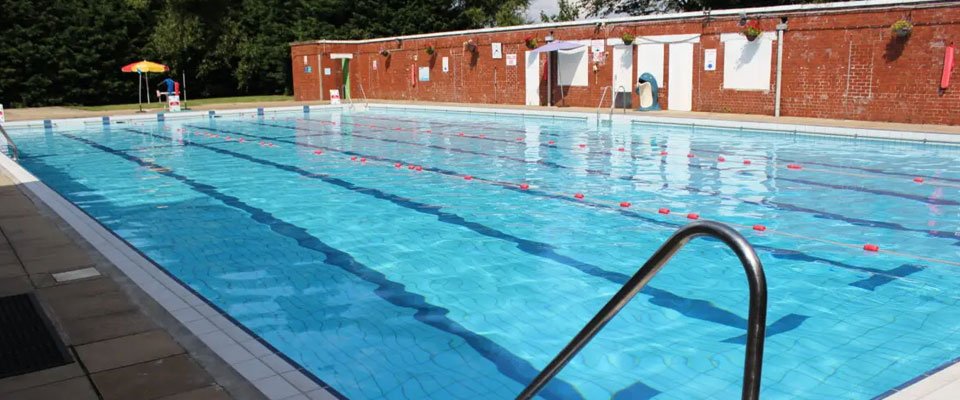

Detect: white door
668,43,694,111
525,51,540,106
612,45,633,94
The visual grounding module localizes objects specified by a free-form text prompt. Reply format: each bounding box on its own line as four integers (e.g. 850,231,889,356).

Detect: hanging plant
742,20,762,41
379,49,391,57
891,19,913,38
524,36,538,50
621,33,635,45
463,39,478,53
425,45,435,56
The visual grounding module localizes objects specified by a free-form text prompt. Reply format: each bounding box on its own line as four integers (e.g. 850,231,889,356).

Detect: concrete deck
0,173,263,400
5,99,960,135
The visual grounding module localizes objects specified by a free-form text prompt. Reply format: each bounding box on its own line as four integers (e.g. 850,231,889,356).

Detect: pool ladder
0,123,19,161
516,221,768,400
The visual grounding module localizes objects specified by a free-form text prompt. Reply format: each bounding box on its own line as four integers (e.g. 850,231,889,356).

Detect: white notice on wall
442,57,449,73
704,49,717,71
491,42,503,59
324,68,331,76
505,54,517,66
329,89,341,104
373,60,378,71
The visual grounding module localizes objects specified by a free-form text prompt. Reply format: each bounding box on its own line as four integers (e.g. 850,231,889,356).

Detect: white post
775,24,786,117
182,71,187,109
138,72,143,112
145,73,151,104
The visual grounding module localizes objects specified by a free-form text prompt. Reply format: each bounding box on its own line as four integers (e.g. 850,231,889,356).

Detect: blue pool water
8,108,960,399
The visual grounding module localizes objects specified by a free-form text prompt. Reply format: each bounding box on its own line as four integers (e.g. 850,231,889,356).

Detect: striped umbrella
121,61,169,111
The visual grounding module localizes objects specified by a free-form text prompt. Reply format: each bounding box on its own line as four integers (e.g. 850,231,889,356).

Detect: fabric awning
530,41,584,53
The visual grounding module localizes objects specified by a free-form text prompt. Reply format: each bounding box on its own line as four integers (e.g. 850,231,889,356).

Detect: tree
541,0,581,22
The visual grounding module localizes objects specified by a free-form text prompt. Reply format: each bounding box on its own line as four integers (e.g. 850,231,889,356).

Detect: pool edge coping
0,152,345,400
4,102,960,146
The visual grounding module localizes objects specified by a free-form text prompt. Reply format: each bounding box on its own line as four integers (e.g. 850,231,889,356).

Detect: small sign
324,68,332,76
303,55,308,64
330,89,341,104
442,57,449,73
491,42,503,59
373,60,378,71
418,67,430,82
168,95,181,112
505,53,517,66
0,104,4,124
704,49,717,71
304,66,313,73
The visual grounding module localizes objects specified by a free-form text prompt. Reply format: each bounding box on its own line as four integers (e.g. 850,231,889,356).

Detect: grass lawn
73,95,294,111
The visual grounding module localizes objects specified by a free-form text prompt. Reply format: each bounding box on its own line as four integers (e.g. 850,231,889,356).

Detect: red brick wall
291,3,960,125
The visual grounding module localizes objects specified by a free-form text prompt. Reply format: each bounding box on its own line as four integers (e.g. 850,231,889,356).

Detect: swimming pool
6,107,960,399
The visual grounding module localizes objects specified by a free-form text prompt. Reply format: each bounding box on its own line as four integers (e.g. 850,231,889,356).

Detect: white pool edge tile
0,153,340,400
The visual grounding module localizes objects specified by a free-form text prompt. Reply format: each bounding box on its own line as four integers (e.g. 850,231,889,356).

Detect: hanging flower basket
621,33,635,45
379,49,391,57
742,20,762,42
524,36,538,50
463,39,478,53
891,20,913,38
425,45,435,56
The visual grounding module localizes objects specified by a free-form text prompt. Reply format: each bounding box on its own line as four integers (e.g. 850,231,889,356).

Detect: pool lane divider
295,117,957,208
178,123,951,290
131,126,815,339
232,120,960,250
59,131,590,400
329,114,960,189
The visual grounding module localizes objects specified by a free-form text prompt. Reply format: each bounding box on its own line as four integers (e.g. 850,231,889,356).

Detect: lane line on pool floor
231,119,960,253
336,112,960,187
124,126,812,339
58,131,591,400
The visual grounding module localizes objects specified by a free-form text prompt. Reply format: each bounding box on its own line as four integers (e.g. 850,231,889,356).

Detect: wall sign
704,49,717,71
373,60,378,71
323,68,331,75
418,66,430,81
505,53,517,66
304,66,312,73
442,57,449,73
329,89,341,104
491,42,503,59
168,95,181,112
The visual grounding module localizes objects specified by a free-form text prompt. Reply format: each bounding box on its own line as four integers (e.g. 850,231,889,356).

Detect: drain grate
0,293,72,379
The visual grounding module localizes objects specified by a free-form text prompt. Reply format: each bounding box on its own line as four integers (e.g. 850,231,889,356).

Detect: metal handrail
616,85,628,115
0,123,19,161
596,86,610,124
358,83,369,108
516,221,768,400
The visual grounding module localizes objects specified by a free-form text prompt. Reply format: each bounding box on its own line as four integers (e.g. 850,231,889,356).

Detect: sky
525,0,563,22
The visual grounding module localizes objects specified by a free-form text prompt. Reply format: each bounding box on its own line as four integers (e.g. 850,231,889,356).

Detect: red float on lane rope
717,156,726,162
753,224,767,232
579,144,586,148
574,193,585,199
618,147,625,152
395,163,402,168
360,158,367,163
620,201,631,208
519,183,530,190
687,213,700,220
548,140,556,145
350,156,357,161
863,243,880,252
658,208,670,215
913,177,924,183
743,159,752,165
687,153,695,158
660,151,668,156
313,150,323,155
415,166,423,171
464,175,473,180
787,164,803,170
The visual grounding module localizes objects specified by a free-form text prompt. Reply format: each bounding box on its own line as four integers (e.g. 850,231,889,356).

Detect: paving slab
0,363,85,394
60,310,157,345
3,376,99,400
91,354,212,400
76,330,185,373
158,385,233,400
0,275,32,296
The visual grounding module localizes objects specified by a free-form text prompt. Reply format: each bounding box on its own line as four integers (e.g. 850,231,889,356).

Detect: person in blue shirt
156,78,176,101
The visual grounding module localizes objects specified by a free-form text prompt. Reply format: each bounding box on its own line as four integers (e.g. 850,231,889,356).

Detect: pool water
8,108,960,399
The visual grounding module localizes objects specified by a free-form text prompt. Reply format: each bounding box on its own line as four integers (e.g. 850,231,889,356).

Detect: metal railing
596,86,610,125
358,83,369,108
0,123,19,161
516,221,768,400
616,85,628,116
